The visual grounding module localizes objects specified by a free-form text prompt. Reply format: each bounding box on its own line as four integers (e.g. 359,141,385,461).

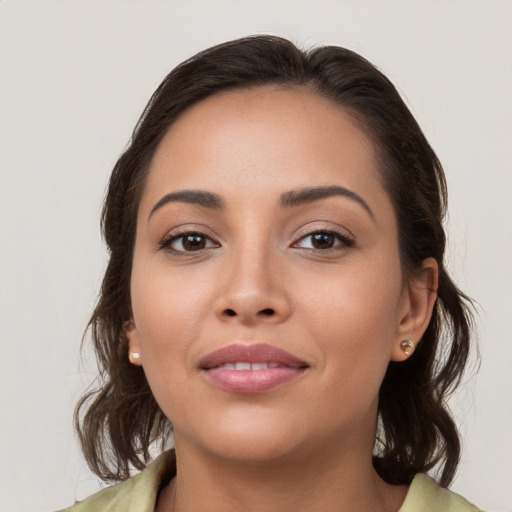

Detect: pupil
312,233,334,249
183,235,205,251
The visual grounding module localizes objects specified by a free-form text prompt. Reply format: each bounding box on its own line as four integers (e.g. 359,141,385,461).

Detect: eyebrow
149,185,374,221
280,186,374,219
149,190,224,220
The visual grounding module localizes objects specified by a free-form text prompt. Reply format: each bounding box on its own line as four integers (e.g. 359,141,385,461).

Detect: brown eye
181,234,207,251
161,232,219,253
311,233,336,249
294,230,354,251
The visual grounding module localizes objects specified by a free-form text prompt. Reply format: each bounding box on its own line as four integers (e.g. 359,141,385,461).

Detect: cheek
129,268,208,424
302,258,402,336
299,259,403,387
129,259,213,399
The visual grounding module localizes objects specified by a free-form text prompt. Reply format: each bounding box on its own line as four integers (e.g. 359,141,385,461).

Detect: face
127,86,435,464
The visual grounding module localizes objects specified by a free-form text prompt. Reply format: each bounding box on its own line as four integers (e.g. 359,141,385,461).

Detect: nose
213,244,292,326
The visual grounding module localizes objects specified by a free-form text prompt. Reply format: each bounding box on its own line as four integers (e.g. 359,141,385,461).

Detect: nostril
221,307,276,318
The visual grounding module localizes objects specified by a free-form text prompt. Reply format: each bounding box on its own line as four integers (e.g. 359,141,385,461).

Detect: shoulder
55,450,176,512
400,473,483,512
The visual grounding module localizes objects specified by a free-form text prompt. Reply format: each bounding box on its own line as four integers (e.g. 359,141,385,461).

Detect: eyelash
159,231,220,254
159,228,355,255
293,228,355,251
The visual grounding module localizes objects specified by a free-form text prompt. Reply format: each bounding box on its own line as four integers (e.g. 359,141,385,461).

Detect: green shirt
58,451,483,512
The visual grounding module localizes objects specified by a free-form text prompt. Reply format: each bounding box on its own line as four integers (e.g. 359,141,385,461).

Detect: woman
60,35,481,511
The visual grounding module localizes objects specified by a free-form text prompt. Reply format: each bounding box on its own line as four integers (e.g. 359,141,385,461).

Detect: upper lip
199,343,308,370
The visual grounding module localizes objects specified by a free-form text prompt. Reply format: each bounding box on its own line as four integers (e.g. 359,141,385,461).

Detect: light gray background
1,1,511,511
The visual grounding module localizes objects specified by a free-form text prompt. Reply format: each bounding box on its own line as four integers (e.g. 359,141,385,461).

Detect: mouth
199,343,309,394
212,362,286,370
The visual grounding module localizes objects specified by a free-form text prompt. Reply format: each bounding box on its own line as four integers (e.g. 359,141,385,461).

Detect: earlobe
125,320,143,366
391,257,438,362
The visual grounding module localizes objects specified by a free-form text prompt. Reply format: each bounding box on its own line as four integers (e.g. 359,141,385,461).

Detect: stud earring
129,352,140,364
400,340,415,356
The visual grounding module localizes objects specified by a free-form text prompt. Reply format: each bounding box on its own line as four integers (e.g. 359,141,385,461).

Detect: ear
390,257,439,362
125,320,143,366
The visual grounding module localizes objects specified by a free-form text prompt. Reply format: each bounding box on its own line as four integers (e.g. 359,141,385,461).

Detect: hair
75,35,474,487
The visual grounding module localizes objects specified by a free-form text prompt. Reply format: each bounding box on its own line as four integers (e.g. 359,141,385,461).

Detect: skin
126,86,438,512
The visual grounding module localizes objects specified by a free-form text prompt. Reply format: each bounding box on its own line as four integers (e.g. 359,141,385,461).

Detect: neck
156,432,407,512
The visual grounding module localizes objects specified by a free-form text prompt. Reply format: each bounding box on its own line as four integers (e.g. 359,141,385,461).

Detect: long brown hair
75,35,474,487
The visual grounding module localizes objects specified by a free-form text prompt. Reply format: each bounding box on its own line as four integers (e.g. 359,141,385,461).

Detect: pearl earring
400,340,415,356
129,352,140,364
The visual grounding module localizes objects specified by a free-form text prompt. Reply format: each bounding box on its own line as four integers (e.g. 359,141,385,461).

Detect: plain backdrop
1,1,511,511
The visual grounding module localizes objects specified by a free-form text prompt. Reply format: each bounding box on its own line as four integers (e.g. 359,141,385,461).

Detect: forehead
140,86,386,213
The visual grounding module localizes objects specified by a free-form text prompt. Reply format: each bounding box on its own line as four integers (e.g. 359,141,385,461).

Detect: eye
293,230,354,250
160,232,220,253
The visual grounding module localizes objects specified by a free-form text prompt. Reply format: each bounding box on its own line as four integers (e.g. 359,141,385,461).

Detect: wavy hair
75,35,474,487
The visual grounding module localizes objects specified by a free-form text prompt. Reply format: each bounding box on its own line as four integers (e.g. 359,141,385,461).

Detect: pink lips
200,343,308,394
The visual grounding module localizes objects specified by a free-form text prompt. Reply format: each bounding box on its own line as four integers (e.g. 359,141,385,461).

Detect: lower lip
203,367,306,394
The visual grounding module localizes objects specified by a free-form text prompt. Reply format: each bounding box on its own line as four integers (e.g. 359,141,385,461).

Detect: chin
176,409,311,464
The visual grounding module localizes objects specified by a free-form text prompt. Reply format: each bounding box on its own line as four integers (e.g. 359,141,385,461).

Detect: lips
199,343,308,394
